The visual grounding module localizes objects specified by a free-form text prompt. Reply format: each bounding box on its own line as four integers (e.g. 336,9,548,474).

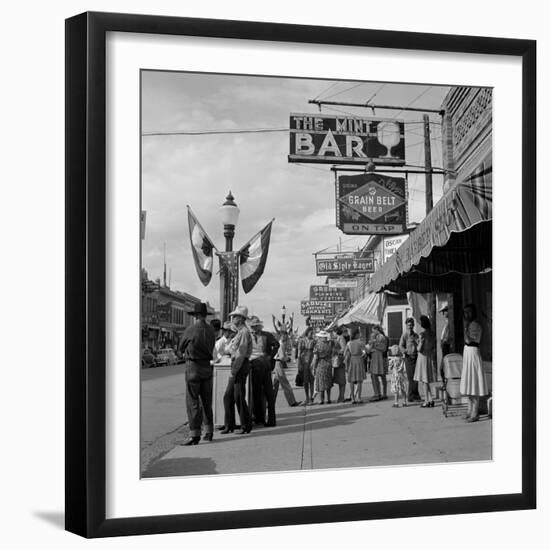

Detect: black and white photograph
139,72,493,479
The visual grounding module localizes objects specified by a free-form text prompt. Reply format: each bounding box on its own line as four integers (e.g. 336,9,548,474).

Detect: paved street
141,362,492,478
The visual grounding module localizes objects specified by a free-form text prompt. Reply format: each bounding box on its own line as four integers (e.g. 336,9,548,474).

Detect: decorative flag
239,219,274,294
187,206,216,286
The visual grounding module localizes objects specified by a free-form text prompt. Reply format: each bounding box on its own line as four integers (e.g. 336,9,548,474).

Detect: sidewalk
142,362,492,478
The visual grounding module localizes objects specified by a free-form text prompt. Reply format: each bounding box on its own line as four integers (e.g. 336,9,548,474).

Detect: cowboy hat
187,302,208,316
316,330,330,339
248,315,263,327
228,305,249,319
439,303,449,312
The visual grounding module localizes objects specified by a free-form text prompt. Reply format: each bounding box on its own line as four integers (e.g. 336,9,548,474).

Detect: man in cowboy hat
248,315,279,427
221,306,253,435
178,302,216,445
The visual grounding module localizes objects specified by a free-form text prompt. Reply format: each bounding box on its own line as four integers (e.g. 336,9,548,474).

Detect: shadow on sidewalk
142,456,218,478
211,406,379,444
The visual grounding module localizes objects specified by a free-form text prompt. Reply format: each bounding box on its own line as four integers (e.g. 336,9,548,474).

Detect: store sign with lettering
336,173,408,235
309,285,349,303
300,301,334,316
328,278,358,289
316,257,374,276
289,113,405,165
383,234,409,262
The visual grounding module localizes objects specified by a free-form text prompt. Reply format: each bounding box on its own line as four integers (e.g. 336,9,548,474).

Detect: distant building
141,269,216,350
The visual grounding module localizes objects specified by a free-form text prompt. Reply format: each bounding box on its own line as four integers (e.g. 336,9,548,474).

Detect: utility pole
423,114,434,214
423,113,438,376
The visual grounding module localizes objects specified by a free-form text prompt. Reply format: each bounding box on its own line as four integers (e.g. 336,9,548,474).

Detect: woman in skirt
368,325,388,400
331,328,348,403
414,315,436,408
296,328,316,404
344,327,367,403
460,304,488,422
311,331,333,404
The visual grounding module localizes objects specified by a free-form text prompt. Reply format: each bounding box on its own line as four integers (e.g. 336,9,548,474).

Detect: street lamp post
219,192,240,322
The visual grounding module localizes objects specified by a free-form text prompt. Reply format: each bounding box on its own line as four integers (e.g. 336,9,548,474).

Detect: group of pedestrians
295,302,489,423
177,301,490,446
177,303,301,446
295,324,392,405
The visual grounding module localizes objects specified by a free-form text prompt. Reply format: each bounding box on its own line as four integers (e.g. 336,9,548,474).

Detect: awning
369,171,492,293
336,292,387,326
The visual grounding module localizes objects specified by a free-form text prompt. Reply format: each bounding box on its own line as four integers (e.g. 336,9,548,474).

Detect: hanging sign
300,301,334,316
316,257,374,276
289,113,405,165
336,172,408,235
383,234,409,262
309,285,349,303
328,278,358,289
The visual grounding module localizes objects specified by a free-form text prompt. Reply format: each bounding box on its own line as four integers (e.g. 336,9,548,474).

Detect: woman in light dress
414,315,436,408
311,331,333,404
344,327,366,403
460,304,488,423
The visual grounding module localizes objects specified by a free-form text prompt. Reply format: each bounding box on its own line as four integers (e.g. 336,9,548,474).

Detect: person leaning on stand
178,302,216,446
221,306,253,435
248,315,279,427
460,303,488,423
399,317,422,402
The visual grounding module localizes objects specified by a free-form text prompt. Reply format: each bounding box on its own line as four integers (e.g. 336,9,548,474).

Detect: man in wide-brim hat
247,315,280,427
220,305,254,435
177,302,216,446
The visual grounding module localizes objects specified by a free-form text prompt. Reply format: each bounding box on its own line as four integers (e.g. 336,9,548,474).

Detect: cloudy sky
141,71,449,331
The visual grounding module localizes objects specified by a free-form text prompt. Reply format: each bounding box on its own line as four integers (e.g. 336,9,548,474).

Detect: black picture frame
65,11,536,538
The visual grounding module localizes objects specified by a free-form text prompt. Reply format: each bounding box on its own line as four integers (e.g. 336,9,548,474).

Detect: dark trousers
250,357,276,425
370,374,387,398
185,362,214,437
404,355,421,400
223,359,251,430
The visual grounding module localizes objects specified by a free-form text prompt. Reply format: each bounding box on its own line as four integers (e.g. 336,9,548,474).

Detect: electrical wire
142,128,287,136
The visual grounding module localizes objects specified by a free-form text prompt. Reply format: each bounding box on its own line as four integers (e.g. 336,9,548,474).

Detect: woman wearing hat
311,330,333,404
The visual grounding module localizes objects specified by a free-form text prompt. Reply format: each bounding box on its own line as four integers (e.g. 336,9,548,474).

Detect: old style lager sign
316,257,374,276
336,173,408,235
289,114,405,165
309,285,349,303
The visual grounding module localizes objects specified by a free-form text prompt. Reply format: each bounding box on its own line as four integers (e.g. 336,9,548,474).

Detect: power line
142,128,287,136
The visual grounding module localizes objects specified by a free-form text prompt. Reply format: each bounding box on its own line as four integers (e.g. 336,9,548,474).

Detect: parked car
141,348,157,368
157,348,178,366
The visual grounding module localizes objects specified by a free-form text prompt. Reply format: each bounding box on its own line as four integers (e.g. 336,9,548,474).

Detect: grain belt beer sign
336,173,408,235
289,113,405,165
309,285,349,303
316,257,374,276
